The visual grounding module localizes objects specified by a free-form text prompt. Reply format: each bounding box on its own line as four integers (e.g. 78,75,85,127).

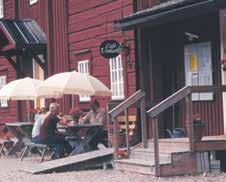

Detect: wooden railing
108,90,147,157
147,85,226,176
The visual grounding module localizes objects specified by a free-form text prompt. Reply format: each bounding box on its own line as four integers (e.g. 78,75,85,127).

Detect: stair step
115,159,155,175
130,148,171,162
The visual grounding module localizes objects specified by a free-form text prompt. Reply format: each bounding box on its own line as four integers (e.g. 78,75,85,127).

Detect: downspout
47,0,54,77
134,0,140,90
14,0,23,121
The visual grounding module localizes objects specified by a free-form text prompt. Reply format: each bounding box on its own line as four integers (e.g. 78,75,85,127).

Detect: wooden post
141,97,148,148
153,117,160,176
106,105,111,148
186,94,194,152
113,117,119,159
125,108,130,155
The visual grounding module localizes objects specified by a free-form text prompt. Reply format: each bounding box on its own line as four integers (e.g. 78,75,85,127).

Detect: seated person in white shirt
32,107,47,144
79,99,106,127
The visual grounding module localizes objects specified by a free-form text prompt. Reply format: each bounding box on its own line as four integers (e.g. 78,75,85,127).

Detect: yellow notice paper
190,54,198,72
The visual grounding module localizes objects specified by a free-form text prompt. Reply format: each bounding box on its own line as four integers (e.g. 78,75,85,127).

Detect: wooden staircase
115,138,210,176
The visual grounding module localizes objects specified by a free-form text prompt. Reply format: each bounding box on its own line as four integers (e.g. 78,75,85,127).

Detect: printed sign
190,54,198,72
99,40,120,59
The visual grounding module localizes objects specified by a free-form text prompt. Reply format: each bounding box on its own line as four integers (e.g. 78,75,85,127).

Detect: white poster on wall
184,42,213,101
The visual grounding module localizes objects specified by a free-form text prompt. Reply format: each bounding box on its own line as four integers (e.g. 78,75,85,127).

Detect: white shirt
32,114,44,138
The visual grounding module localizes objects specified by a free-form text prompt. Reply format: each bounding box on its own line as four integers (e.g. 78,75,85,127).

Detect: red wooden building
111,0,226,176
0,0,136,125
115,0,226,137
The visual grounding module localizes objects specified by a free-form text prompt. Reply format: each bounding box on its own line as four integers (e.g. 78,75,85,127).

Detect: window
0,0,4,18
30,0,38,5
109,55,124,100
184,42,213,101
0,76,7,107
78,60,90,102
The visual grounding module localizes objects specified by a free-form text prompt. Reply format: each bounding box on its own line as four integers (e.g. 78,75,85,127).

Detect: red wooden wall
0,0,17,123
0,0,137,121
67,0,136,110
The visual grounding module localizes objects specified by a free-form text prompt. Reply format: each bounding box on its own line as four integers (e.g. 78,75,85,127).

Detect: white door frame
220,9,226,134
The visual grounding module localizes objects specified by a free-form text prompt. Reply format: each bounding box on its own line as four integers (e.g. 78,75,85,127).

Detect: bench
117,115,136,136
20,142,56,163
0,139,14,156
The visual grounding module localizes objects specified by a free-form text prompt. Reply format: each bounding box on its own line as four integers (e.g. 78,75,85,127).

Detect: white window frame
0,0,4,18
109,55,125,100
33,56,45,108
78,60,90,102
0,75,7,107
30,0,38,5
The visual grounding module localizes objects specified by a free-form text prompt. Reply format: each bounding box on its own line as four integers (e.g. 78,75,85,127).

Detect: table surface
57,123,103,129
5,122,34,127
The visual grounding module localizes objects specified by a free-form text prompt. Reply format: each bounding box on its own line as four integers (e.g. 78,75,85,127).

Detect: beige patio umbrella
0,77,44,100
38,71,112,97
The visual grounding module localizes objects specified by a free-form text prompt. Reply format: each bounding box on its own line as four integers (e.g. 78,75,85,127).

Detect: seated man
40,103,72,158
32,107,47,144
79,99,108,147
79,99,106,126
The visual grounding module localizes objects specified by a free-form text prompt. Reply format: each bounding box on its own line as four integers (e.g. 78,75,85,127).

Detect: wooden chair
20,142,56,163
117,115,136,136
0,139,14,156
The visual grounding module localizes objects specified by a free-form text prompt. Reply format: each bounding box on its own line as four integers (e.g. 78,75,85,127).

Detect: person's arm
96,108,107,126
79,111,91,124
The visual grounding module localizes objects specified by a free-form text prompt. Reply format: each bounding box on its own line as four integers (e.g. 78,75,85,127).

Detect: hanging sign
99,40,120,59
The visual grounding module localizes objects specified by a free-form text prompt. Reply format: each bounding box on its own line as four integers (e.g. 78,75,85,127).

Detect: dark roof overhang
114,0,226,31
0,19,46,55
0,19,47,76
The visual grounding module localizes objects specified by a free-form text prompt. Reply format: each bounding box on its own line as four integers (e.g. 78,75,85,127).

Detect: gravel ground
1,157,226,182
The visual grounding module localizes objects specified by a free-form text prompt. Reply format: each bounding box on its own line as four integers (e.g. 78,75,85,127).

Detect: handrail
147,85,226,118
191,85,226,93
146,84,226,176
147,86,191,118
108,89,147,157
109,89,145,118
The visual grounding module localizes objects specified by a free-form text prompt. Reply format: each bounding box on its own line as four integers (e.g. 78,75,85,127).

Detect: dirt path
0,157,226,182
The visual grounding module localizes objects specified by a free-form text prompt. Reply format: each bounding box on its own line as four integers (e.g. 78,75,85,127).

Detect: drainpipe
133,0,140,90
14,0,23,121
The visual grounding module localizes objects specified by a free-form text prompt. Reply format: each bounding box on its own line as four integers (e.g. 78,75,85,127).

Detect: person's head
40,107,47,114
90,99,100,112
49,103,59,115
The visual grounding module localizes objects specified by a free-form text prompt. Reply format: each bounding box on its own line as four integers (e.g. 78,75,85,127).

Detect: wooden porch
108,85,226,177
115,135,226,176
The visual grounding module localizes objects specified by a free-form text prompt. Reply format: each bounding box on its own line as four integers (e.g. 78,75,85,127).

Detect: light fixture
185,32,199,41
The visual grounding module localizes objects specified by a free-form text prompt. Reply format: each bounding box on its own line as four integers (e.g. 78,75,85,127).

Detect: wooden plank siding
67,0,136,111
0,0,137,123
137,0,224,137
0,0,17,123
17,0,70,114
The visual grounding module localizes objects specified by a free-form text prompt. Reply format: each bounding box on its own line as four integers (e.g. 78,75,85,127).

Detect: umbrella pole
26,100,30,122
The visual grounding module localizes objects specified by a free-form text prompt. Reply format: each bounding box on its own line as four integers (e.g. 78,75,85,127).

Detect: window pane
0,75,7,107
109,55,124,99
78,60,90,102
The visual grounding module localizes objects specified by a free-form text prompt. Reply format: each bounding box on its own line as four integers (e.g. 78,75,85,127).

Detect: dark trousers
41,135,73,157
32,136,40,144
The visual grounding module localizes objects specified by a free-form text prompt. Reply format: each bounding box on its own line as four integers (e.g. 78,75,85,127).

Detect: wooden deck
115,135,226,176
157,135,226,152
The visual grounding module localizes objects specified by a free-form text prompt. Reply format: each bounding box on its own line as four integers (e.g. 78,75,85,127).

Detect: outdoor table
6,122,34,155
57,123,103,156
